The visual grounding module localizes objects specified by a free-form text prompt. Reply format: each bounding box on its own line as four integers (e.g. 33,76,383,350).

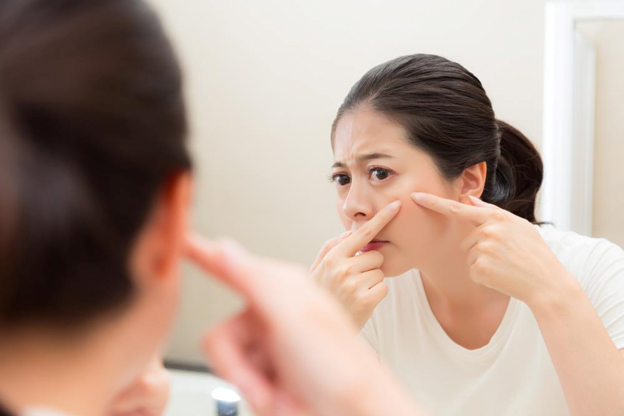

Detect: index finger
411,192,492,226
185,233,309,313
333,200,402,258
185,234,253,295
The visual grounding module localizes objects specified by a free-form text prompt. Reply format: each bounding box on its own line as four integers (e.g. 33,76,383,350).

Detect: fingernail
388,200,402,211
351,222,358,232
412,192,427,203
469,195,483,205
339,230,352,238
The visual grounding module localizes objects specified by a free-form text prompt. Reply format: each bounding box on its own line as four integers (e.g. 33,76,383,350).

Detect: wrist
526,269,585,319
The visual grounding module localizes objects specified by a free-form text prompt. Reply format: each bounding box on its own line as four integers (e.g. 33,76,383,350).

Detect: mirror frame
541,1,624,234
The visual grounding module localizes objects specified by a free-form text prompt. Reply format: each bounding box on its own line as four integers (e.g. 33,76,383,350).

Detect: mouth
360,239,390,253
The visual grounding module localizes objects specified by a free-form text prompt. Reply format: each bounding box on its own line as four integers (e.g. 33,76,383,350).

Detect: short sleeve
582,240,624,350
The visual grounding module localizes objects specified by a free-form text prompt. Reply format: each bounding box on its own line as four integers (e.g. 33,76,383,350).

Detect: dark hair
332,54,543,222
0,0,191,328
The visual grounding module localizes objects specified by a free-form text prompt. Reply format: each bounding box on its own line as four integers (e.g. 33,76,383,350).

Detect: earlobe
459,162,487,201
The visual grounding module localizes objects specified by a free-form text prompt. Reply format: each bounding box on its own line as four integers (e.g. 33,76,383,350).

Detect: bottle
211,387,241,416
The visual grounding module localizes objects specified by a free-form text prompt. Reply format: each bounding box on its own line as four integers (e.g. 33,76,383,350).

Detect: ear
458,162,486,203
131,172,193,288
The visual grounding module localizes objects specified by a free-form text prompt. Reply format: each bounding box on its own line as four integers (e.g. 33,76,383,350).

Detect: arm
528,273,624,416
412,192,624,416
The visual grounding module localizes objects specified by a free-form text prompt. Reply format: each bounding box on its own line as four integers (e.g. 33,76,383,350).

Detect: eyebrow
332,153,395,169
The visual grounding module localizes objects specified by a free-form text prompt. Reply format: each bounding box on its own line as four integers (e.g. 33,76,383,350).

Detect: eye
369,167,393,182
331,173,351,187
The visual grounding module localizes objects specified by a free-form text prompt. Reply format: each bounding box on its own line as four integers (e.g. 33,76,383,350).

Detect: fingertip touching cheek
331,108,461,277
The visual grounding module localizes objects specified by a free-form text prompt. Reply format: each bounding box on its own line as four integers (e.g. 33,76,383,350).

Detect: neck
0,323,134,416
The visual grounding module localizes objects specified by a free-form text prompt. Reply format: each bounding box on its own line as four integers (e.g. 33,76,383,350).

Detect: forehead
333,108,412,160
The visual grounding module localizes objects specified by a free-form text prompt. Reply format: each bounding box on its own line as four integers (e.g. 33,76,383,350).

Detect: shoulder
537,224,624,287
537,224,609,252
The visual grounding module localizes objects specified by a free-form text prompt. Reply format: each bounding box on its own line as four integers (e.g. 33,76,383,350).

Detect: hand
412,192,575,306
186,235,422,416
108,356,170,416
310,200,402,329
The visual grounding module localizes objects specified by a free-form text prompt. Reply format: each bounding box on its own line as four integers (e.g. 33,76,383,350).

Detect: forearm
529,275,624,416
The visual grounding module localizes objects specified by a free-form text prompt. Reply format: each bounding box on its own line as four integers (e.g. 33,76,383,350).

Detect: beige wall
147,0,546,365
576,21,624,248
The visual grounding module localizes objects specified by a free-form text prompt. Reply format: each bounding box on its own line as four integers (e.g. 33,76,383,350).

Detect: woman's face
331,108,461,277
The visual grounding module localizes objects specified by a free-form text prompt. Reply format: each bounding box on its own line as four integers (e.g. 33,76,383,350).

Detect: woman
312,54,624,416
0,1,422,416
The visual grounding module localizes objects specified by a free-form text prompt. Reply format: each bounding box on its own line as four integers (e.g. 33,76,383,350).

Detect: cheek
380,177,456,272
379,200,448,275
393,199,445,241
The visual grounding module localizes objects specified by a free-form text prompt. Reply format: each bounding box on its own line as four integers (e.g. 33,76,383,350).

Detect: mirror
541,1,624,248
146,0,551,370
148,0,548,368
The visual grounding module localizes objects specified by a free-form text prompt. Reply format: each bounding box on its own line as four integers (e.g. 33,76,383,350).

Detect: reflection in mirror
151,0,545,369
141,1,624,416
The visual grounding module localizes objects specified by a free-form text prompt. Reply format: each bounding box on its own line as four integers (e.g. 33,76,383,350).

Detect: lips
360,240,389,253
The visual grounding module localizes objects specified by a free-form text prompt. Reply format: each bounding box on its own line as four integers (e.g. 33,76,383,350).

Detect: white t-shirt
360,224,624,416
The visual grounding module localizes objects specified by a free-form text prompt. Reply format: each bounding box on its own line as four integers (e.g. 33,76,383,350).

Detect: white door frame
541,1,624,233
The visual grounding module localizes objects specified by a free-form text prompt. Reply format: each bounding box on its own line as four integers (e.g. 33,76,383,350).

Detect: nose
342,179,374,224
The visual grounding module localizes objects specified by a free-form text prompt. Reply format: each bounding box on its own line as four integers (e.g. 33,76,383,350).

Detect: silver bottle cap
211,387,241,416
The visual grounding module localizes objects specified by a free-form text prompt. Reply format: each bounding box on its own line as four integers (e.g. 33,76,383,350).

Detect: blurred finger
203,310,276,416
185,234,264,299
187,233,313,322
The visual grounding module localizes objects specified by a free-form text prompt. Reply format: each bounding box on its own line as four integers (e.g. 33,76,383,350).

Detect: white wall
577,21,624,248
147,0,546,365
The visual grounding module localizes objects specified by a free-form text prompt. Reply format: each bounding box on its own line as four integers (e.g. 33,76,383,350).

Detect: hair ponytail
483,120,543,223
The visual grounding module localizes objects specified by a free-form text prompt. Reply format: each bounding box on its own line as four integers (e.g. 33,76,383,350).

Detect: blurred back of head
0,0,191,329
